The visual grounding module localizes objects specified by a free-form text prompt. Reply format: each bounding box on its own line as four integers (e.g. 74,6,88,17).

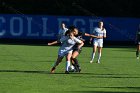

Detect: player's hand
97,36,103,39
48,43,51,46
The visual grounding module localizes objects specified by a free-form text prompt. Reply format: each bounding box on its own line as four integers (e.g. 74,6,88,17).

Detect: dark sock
72,58,79,66
136,51,139,57
71,58,80,72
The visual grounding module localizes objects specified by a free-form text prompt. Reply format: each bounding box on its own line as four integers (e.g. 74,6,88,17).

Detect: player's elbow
80,41,84,46
104,36,106,38
82,41,84,46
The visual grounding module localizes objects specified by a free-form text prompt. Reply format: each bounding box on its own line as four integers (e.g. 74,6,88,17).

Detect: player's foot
79,68,81,72
97,60,100,64
78,66,81,72
69,69,75,72
137,57,139,59
50,67,55,73
90,60,93,63
65,71,69,74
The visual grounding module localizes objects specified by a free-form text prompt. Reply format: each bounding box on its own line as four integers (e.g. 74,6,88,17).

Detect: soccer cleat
90,60,93,63
97,60,100,64
65,71,69,74
78,66,81,72
50,67,55,73
136,51,139,58
79,68,81,72
137,57,139,59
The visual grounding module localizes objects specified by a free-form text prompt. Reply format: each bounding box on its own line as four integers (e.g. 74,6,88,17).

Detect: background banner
0,14,140,41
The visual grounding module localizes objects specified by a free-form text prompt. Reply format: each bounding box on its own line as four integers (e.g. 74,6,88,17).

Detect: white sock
66,61,70,71
98,53,101,62
91,52,95,61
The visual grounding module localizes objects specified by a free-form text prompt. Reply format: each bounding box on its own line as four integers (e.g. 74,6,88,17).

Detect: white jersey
93,27,106,43
58,28,68,39
58,36,82,57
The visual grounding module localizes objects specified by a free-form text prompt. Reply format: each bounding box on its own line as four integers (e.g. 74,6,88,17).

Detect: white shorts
93,41,103,47
58,49,73,57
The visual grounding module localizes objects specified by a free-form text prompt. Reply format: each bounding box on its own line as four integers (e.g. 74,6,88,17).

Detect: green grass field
0,44,140,93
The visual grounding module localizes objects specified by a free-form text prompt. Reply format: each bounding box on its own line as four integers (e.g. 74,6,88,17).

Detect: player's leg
136,43,140,59
97,47,102,63
71,51,81,72
51,55,63,73
90,43,97,63
65,52,72,74
97,42,103,63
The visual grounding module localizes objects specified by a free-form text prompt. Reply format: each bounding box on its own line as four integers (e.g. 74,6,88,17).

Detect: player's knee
71,57,76,60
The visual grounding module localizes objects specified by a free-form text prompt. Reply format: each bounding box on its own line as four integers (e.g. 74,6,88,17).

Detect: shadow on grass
72,90,140,93
82,86,140,89
0,70,140,79
72,91,140,93
0,70,49,74
72,73,140,78
0,70,82,74
72,86,140,93
0,70,92,75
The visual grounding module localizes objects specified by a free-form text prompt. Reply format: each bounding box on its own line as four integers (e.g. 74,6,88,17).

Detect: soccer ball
68,65,75,71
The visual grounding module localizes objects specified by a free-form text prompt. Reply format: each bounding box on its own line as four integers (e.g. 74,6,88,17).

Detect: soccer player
71,30,100,72
90,21,106,63
58,22,68,40
136,24,140,59
48,23,68,46
50,28,83,74
70,31,85,72
48,26,99,72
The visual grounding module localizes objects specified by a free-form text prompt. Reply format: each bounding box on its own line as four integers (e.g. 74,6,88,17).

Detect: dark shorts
73,48,82,54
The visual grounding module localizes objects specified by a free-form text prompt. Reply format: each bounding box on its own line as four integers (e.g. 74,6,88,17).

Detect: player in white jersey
90,21,106,63
50,28,83,74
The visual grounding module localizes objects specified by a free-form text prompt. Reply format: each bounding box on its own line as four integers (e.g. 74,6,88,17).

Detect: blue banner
0,14,140,41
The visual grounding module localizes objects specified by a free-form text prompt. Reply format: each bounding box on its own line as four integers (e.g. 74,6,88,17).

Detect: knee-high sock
98,53,101,61
53,57,63,68
91,52,95,61
66,61,70,71
136,51,139,57
72,58,79,67
53,61,60,68
71,58,80,71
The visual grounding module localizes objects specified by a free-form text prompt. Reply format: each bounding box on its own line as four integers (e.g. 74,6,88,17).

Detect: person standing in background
58,22,68,40
136,24,140,59
90,21,106,64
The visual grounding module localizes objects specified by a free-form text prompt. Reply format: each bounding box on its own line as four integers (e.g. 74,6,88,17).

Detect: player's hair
65,25,77,36
68,25,76,30
98,21,105,31
65,30,70,36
